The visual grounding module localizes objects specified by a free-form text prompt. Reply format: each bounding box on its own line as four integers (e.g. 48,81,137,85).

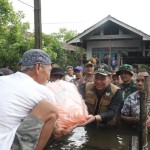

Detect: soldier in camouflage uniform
121,70,150,127
116,64,137,102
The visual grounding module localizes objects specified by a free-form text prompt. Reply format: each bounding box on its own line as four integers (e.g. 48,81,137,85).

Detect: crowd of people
0,49,150,149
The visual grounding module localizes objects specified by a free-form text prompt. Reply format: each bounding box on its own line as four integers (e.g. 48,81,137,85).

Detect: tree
0,0,31,70
52,28,78,42
48,28,84,68
0,1,83,70
42,33,61,62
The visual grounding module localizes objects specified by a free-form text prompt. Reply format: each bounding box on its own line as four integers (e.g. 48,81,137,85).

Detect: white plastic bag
46,80,88,129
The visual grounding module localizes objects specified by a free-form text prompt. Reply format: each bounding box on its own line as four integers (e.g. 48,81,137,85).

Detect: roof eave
67,15,150,44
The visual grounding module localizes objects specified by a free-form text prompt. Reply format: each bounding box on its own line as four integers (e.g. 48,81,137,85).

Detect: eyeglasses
136,79,144,83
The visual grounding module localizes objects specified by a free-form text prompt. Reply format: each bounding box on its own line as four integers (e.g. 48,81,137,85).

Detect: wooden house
67,15,150,66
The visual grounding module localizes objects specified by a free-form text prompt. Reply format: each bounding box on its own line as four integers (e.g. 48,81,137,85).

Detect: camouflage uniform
11,114,44,150
119,80,137,101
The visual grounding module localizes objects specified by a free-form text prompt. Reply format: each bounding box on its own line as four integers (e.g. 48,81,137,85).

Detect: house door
92,53,99,65
92,52,118,64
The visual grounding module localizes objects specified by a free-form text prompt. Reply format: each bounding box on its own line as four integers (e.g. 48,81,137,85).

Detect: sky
10,0,150,35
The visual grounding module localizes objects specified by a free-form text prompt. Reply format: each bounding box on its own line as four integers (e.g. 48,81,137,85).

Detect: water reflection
48,125,150,150
48,127,88,150
67,127,88,147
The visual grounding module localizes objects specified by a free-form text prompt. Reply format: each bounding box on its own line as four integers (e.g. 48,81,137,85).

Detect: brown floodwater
46,124,150,150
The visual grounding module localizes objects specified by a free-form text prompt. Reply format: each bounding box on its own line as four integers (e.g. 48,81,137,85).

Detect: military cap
116,64,133,76
94,63,111,76
85,61,94,67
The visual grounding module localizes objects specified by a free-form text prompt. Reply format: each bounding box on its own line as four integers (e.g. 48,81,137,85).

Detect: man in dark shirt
82,64,122,127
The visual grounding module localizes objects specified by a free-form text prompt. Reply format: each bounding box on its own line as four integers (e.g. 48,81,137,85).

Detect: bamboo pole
139,76,150,150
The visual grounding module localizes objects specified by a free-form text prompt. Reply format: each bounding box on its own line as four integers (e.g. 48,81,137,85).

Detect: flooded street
47,124,150,150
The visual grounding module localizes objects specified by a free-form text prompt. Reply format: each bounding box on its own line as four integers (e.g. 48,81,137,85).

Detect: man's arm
121,115,139,124
53,123,78,138
82,89,122,125
79,114,102,126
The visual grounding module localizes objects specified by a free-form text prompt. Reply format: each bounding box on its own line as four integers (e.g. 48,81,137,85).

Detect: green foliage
140,64,150,73
0,1,83,70
42,33,64,65
0,0,14,24
42,28,81,68
52,28,78,42
63,47,85,67
50,28,84,67
0,0,32,71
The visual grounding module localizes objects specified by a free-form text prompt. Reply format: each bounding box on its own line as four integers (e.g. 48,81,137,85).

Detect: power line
43,21,87,24
28,21,89,25
16,0,34,8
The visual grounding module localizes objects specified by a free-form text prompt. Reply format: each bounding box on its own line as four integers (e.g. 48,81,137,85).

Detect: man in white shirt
0,49,58,150
64,66,75,82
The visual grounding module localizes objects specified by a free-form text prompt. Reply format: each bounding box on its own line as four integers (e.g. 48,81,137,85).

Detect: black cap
51,67,64,76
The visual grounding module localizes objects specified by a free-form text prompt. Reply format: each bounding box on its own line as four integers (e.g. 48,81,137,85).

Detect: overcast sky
10,0,150,35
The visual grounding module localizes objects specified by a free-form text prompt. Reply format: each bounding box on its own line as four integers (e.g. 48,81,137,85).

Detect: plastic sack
46,80,88,129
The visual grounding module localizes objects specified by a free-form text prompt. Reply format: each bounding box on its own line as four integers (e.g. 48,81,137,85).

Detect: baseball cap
22,49,51,67
66,66,73,70
74,66,83,72
94,63,111,76
116,64,133,76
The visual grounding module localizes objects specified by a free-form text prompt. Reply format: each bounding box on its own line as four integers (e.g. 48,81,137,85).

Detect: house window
104,22,119,35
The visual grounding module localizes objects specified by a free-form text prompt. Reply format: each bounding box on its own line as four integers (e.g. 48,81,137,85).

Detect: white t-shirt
64,74,75,82
0,72,56,150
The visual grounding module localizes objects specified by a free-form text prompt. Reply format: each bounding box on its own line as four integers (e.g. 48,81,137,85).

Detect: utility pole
34,0,42,49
